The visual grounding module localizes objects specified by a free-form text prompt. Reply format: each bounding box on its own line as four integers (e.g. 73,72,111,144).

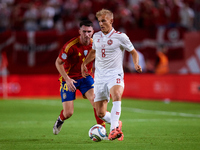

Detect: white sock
102,111,111,124
110,101,121,131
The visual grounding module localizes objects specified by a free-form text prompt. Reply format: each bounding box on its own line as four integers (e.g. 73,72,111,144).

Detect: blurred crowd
0,0,200,33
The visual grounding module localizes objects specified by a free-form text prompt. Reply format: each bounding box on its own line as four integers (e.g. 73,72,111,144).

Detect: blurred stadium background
0,0,200,102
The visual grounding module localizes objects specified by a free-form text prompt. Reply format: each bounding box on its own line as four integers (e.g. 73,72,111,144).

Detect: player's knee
97,112,105,119
63,110,73,119
111,86,123,101
112,93,121,101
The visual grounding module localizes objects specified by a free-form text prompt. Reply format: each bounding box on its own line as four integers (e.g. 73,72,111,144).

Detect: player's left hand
135,64,142,73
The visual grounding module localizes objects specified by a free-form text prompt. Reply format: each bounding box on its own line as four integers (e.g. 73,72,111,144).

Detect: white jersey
92,28,134,83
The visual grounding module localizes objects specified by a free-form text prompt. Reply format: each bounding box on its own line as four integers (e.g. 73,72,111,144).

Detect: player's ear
110,19,113,24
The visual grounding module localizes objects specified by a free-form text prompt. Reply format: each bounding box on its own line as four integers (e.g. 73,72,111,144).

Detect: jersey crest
84,50,88,56
107,39,113,45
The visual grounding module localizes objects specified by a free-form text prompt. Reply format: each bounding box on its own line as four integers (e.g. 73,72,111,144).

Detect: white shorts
94,73,124,102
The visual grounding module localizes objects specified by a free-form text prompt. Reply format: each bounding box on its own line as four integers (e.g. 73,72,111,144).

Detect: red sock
59,110,66,121
93,108,106,128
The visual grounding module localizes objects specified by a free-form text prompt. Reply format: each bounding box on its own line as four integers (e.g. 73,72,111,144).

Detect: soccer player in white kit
81,9,142,141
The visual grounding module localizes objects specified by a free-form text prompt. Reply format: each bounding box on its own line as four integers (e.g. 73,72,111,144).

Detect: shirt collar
102,28,115,38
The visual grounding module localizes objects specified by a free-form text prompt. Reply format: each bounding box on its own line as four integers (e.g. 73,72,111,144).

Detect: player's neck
79,37,90,46
102,27,113,35
83,41,90,45
82,40,90,45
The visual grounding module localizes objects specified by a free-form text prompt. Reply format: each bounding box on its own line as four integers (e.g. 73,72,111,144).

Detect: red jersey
58,36,93,80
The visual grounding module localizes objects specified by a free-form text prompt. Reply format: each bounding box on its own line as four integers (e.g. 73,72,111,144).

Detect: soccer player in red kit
53,20,105,135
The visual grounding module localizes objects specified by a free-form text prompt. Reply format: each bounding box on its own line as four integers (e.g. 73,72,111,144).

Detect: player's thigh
95,100,108,117
60,81,76,101
110,85,124,102
84,88,95,107
79,75,94,99
94,82,110,102
62,100,74,117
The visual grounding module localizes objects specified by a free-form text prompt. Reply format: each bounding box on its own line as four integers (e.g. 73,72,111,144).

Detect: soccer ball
88,124,107,142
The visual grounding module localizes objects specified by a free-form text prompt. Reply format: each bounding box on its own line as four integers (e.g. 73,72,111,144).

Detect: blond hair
96,9,113,19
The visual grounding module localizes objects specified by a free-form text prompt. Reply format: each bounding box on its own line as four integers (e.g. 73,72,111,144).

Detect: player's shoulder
113,30,127,37
64,37,79,46
112,31,129,41
63,36,79,52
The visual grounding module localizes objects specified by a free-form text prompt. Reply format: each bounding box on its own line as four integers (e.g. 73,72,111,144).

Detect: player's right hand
65,78,77,92
81,63,89,78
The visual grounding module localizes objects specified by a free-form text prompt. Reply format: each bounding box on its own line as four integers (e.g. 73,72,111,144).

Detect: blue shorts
60,75,94,102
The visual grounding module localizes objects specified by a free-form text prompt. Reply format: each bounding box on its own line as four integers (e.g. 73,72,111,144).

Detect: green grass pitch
0,98,200,150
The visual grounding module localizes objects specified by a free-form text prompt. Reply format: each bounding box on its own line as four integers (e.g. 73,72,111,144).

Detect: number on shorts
116,78,121,83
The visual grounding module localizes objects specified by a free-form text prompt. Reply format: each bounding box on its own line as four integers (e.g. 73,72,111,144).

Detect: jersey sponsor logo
107,39,113,45
116,111,120,115
61,53,67,60
84,50,88,56
97,39,100,42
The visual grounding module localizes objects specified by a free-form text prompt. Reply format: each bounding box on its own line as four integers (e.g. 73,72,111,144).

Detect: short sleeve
58,43,73,62
120,33,134,52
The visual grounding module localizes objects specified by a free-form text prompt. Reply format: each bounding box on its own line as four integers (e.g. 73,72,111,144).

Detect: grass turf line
0,98,200,150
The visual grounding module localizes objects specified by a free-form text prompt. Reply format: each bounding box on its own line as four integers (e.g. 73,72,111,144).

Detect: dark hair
80,20,93,28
